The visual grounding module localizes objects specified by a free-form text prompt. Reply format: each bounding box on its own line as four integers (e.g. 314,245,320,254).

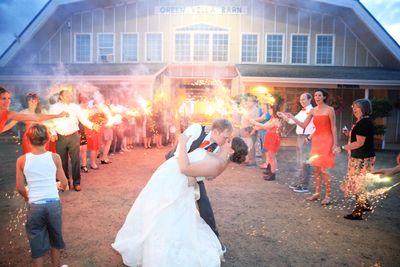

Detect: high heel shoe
307,193,320,201
262,164,272,175
80,166,89,173
321,197,331,205
90,165,99,170
344,206,363,220
101,160,112,164
264,173,276,181
363,200,373,212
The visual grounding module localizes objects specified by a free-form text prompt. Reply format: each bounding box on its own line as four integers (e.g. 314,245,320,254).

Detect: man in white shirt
286,93,315,193
166,119,232,252
49,90,100,191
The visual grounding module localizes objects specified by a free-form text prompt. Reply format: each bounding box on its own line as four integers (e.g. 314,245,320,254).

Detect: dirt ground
0,143,399,267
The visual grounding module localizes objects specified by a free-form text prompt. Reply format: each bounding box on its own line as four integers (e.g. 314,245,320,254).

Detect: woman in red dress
249,105,282,181
287,89,338,205
0,87,66,134
21,93,58,154
79,96,101,170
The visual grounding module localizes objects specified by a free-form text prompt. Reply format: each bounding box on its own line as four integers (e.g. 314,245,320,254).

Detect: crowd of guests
1,85,400,266
1,87,179,192
237,89,398,221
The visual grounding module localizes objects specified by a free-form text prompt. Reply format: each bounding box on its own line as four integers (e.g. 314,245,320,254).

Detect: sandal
307,193,320,201
321,197,331,205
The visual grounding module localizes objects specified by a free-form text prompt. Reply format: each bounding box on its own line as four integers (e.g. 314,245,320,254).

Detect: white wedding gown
112,149,223,267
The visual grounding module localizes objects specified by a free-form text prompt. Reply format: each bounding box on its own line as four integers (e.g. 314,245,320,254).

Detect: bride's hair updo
229,137,248,164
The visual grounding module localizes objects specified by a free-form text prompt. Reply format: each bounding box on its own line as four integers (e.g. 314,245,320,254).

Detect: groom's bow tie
204,142,218,152
199,140,210,148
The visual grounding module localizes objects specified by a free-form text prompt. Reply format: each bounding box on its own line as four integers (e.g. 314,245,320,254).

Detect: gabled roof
0,0,399,67
315,0,400,62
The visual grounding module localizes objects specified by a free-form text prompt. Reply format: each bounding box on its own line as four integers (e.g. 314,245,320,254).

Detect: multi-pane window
75,34,91,63
212,34,228,62
174,24,229,62
146,33,162,62
316,35,334,65
193,34,209,62
175,33,191,62
98,33,114,63
241,34,258,63
291,34,309,64
265,34,283,63
121,33,138,62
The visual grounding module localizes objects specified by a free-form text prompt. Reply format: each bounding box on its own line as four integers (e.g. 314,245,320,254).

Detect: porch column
364,88,369,99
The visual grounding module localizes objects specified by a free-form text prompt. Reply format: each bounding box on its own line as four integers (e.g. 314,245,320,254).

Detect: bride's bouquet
89,112,108,126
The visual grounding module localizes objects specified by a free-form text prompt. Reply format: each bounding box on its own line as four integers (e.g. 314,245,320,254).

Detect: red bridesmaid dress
264,126,280,153
309,115,335,169
0,110,8,132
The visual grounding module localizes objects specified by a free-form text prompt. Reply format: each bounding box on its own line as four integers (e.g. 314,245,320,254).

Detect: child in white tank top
16,124,68,267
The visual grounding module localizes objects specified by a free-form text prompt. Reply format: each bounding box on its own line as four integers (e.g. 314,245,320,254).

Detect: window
241,34,258,63
291,34,309,64
174,24,229,62
265,34,284,63
75,34,91,63
193,34,209,62
98,33,114,63
175,33,191,62
212,34,228,62
121,33,138,62
316,35,334,65
146,33,162,62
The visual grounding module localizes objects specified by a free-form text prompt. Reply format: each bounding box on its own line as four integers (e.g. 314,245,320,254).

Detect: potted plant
371,98,393,149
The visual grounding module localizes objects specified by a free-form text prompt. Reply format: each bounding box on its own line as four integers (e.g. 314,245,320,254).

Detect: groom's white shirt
175,123,219,182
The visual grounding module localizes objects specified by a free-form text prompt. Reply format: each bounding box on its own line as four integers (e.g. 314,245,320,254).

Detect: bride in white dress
112,134,248,267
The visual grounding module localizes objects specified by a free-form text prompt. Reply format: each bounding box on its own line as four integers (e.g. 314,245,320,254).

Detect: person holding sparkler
49,89,100,191
339,99,376,220
19,93,58,154
373,153,400,177
285,93,315,193
240,95,260,166
248,105,282,181
286,89,338,205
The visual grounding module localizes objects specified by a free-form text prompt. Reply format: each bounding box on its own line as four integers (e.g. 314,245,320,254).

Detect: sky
0,0,399,56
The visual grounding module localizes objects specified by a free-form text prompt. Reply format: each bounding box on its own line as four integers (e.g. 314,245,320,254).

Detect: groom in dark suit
166,119,233,245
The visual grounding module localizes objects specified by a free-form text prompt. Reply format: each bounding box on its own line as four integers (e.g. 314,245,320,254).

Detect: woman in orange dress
249,105,282,181
287,89,338,205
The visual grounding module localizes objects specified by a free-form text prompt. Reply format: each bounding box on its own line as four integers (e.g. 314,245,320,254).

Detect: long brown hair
269,104,279,118
26,93,41,114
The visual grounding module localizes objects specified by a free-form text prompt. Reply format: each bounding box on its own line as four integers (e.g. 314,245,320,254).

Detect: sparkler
365,173,392,184
367,182,400,198
307,154,319,164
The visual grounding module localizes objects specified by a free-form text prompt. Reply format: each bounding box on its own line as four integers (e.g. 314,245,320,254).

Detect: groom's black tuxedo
165,124,220,238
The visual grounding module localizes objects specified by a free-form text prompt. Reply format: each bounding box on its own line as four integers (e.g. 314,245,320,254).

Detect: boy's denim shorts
25,200,65,258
